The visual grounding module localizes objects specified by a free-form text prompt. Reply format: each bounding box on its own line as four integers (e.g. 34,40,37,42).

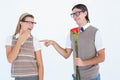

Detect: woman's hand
19,30,31,43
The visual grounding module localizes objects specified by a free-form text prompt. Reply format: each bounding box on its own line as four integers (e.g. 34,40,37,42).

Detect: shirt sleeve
33,37,42,51
6,36,12,46
95,30,105,51
65,32,72,49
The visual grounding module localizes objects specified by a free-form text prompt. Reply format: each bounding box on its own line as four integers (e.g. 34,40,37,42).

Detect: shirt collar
15,33,20,39
82,23,90,30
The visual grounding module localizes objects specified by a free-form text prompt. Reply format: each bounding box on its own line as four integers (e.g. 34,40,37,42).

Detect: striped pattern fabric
11,36,38,77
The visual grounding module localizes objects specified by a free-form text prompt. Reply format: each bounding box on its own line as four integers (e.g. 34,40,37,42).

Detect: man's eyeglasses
21,21,36,25
70,11,84,17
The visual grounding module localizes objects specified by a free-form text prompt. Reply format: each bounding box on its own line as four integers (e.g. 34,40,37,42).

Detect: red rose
70,27,80,34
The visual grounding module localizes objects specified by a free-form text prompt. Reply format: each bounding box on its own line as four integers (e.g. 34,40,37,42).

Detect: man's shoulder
89,25,98,31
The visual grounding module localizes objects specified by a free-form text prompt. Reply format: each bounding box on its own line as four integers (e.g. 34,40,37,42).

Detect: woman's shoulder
32,36,39,41
32,36,40,44
6,35,14,46
6,35,14,40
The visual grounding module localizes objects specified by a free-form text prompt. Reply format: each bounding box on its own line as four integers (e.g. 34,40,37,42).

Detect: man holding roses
41,4,105,80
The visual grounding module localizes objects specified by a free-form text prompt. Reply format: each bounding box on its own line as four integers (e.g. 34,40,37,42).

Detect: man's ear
84,11,87,16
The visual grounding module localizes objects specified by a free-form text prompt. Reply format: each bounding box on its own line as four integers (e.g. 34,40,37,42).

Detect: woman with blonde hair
6,13,44,80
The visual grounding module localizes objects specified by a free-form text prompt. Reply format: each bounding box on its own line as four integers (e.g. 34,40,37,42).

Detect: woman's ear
19,21,22,25
19,21,23,34
20,21,24,28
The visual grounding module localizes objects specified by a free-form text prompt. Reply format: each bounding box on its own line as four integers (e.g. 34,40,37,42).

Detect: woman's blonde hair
14,13,34,36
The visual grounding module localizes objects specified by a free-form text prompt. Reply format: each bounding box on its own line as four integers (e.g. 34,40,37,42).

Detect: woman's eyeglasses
21,20,36,25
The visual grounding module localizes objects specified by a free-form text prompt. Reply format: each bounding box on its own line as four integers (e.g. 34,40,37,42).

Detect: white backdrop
0,0,120,80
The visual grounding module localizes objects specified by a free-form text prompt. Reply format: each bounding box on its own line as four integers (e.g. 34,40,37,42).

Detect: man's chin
28,28,32,30
76,22,79,25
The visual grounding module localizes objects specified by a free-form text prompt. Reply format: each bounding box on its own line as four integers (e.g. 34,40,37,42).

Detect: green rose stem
73,33,81,80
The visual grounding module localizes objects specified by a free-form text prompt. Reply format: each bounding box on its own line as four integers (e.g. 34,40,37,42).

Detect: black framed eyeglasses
21,20,36,25
70,11,83,17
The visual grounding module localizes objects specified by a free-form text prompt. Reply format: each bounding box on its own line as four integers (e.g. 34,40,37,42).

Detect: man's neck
78,20,88,28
